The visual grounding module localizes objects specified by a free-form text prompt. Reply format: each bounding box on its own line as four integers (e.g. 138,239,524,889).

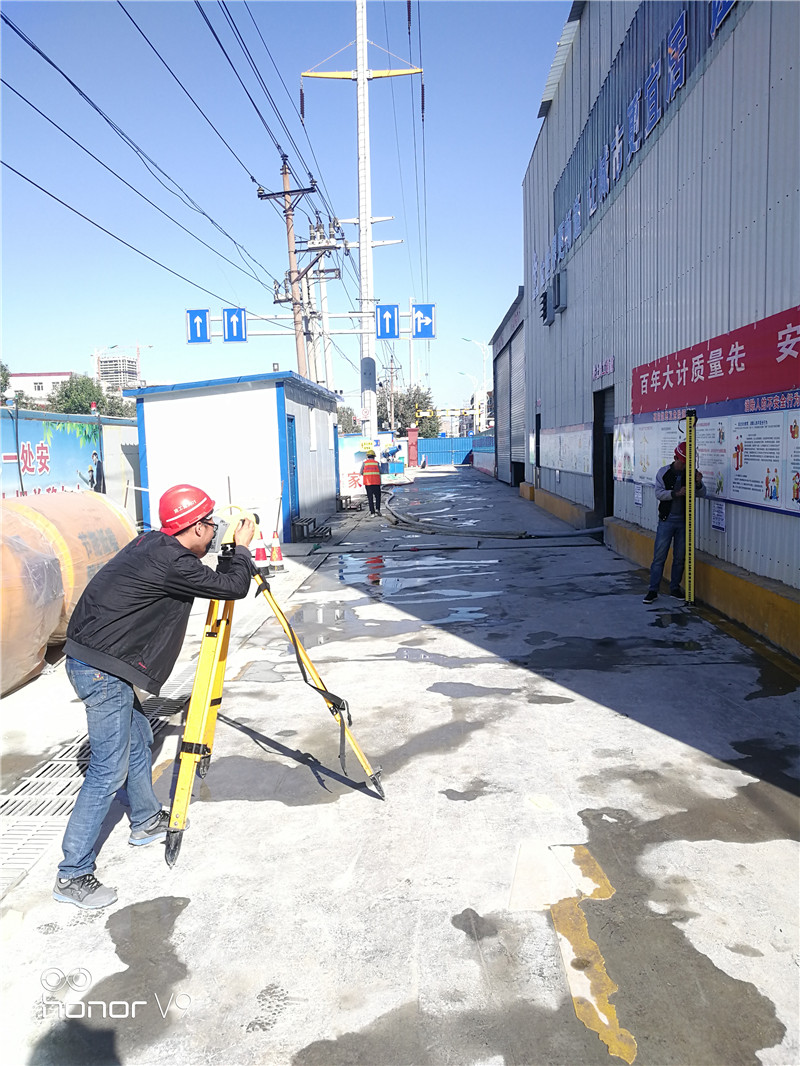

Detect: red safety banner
632,307,800,415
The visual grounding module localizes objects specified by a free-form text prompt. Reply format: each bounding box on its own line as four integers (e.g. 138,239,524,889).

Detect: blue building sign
534,0,743,295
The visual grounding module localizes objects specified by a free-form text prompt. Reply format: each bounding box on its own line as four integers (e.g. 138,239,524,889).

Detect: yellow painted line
151,757,174,785
551,895,637,1064
571,844,615,900
542,845,637,1063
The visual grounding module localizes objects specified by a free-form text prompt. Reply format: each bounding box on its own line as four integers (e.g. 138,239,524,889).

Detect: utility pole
389,349,396,430
257,159,316,378
301,0,421,436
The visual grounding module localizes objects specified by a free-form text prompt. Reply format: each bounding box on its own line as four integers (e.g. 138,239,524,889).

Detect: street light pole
458,371,479,435
461,338,489,430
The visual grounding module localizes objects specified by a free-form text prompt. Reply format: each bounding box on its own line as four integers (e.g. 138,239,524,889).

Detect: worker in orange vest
360,450,382,516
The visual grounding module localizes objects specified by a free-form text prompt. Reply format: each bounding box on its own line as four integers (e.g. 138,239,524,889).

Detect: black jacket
655,462,707,520
65,531,253,694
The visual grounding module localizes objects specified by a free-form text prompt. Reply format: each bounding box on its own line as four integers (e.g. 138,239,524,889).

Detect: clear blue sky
1,0,569,411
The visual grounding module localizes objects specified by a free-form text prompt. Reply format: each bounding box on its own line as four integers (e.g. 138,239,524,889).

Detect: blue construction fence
417,436,475,466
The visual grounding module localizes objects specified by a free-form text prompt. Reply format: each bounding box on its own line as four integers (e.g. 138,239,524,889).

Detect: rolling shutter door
510,326,525,462
495,348,511,484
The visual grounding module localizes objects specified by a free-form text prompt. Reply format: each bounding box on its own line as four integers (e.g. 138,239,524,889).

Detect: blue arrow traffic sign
223,307,247,342
411,303,436,339
375,304,400,340
186,309,211,344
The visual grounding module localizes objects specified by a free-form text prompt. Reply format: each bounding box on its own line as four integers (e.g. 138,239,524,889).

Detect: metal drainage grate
0,686,189,900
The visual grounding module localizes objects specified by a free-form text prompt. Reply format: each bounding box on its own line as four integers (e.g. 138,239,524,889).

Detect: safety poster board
619,392,800,516
538,423,592,475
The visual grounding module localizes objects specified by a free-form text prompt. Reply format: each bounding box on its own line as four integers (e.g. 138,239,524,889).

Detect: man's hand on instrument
234,518,255,547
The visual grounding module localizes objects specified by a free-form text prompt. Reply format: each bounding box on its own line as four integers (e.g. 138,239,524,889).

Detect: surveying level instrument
165,519,384,868
685,409,697,605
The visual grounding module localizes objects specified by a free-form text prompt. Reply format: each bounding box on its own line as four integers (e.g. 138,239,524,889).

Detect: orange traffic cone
254,531,270,570
269,529,285,571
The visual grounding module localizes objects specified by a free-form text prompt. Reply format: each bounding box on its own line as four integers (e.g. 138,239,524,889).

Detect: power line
2,77,278,289
415,1,430,300
193,0,283,156
242,0,339,220
382,1,419,298
1,160,260,308
0,10,276,284
116,0,259,185
406,2,428,300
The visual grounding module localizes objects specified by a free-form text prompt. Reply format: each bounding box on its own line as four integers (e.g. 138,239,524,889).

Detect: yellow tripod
165,539,384,868
165,596,234,867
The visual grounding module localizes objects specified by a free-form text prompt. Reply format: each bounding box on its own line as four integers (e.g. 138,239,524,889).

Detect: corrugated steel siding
495,350,511,483
510,327,526,461
522,0,799,586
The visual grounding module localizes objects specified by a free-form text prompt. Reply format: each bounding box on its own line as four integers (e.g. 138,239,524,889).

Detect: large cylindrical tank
2,492,136,644
0,511,64,695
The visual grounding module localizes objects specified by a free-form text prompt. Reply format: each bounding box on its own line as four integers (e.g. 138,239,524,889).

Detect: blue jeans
648,514,686,593
59,659,161,879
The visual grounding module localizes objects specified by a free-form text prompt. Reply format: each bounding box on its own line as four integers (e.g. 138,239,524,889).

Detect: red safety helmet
674,442,687,462
159,484,215,535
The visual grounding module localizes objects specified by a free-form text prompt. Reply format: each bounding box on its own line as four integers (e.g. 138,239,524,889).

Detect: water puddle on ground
334,553,499,624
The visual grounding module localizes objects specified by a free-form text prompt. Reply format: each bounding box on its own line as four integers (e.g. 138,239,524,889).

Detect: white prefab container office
125,372,338,542
523,0,799,587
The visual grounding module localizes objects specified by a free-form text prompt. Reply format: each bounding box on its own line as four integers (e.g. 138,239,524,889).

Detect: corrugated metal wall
495,350,511,483
523,0,799,585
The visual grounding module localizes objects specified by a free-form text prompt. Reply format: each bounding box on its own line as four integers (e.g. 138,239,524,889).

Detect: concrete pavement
1,466,798,1066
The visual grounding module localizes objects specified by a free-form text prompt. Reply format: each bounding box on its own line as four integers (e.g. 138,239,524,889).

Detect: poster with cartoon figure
634,421,681,485
788,416,800,510
697,416,729,498
614,422,634,481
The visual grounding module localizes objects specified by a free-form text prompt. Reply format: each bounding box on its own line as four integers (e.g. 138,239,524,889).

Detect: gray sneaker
53,873,117,909
129,809,188,846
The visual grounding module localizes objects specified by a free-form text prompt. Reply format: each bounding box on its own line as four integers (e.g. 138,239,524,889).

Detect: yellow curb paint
571,845,615,900
151,758,173,785
551,897,637,1064
549,846,637,1064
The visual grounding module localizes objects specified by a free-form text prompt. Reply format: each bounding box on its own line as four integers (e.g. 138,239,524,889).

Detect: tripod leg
198,599,234,777
166,599,234,867
252,576,384,798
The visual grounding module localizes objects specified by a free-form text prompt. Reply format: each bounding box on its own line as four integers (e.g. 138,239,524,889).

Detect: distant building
94,348,141,391
7,371,71,399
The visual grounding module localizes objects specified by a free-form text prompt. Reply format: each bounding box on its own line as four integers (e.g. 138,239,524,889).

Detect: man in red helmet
643,442,706,604
53,484,254,910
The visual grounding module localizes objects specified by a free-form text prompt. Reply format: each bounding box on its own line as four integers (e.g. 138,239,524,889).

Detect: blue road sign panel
186,309,211,344
375,304,400,340
223,307,247,342
411,303,436,339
